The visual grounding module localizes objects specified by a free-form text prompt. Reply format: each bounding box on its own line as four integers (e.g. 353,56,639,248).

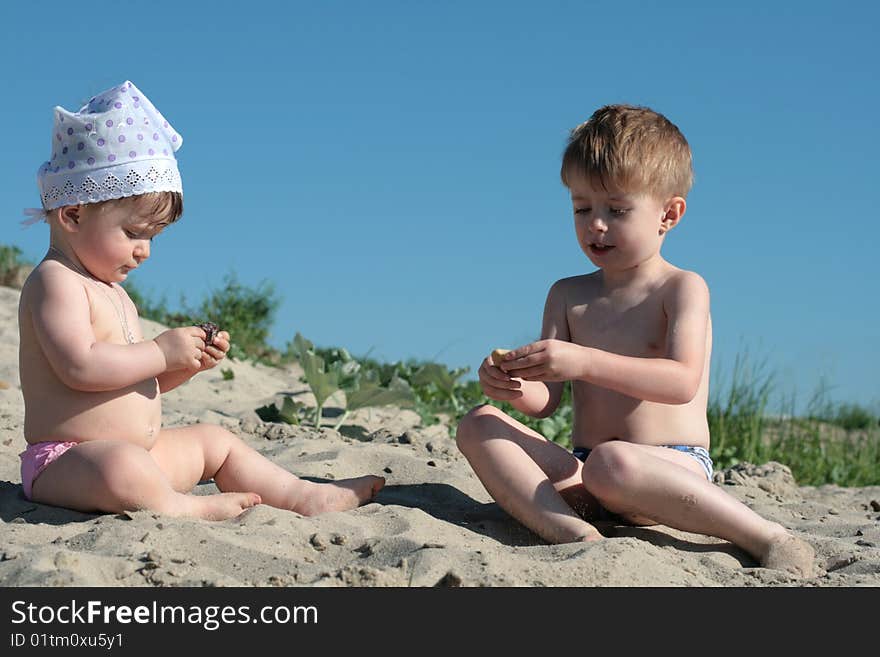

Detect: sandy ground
1,285,879,587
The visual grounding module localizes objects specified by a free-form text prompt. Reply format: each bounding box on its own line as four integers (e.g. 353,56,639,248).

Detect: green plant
0,244,32,287
221,368,235,381
197,273,279,361
255,397,307,425
288,333,415,428
124,271,280,362
332,375,416,430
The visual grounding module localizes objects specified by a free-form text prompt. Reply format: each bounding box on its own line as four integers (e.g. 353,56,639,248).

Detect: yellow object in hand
491,349,510,366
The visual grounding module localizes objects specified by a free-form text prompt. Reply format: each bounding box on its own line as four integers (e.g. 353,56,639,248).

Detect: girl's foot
187,491,262,521
296,476,385,516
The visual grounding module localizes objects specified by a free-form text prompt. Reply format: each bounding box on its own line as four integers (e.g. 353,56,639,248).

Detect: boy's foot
188,492,262,521
761,533,816,578
296,476,386,516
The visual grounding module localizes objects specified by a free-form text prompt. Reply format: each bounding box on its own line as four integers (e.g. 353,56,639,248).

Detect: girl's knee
88,444,163,507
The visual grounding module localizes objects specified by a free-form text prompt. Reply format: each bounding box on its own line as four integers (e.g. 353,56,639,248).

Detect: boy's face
568,176,681,272
66,200,170,284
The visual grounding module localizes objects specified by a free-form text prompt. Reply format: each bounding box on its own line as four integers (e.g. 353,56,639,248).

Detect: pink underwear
19,441,79,501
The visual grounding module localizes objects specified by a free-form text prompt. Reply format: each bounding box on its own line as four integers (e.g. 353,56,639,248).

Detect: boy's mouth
588,243,615,256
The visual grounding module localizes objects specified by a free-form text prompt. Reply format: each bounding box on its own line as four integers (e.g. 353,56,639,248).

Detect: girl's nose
134,240,150,261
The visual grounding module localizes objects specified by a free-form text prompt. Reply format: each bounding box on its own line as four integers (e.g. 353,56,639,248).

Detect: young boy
456,105,815,577
18,80,384,520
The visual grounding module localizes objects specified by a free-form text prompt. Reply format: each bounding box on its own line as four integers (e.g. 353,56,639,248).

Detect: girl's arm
29,266,168,391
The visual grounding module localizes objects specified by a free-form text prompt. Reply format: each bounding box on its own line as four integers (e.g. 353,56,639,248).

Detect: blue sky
2,1,878,413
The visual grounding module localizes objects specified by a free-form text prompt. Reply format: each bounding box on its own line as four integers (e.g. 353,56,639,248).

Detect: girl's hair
561,105,693,199
101,191,184,224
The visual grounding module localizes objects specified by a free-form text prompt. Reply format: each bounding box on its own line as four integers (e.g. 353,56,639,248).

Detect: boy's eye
610,208,629,215
574,207,590,215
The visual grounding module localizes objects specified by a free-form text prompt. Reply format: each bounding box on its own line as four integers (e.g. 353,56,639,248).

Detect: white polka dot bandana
35,80,183,211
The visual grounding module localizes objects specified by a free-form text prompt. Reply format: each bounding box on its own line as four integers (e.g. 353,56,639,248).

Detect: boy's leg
149,424,385,516
582,441,815,576
456,404,603,543
29,441,260,520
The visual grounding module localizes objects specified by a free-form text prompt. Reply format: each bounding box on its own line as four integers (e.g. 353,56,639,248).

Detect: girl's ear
659,197,686,235
58,205,81,232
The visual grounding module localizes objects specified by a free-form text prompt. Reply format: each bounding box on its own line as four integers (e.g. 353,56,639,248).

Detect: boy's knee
582,441,641,499
455,404,505,452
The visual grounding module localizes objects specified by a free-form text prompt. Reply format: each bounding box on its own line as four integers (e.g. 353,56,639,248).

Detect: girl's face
68,200,169,284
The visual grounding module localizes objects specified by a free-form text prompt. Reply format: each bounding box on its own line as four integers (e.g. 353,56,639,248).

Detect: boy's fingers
507,341,544,361
501,352,543,371
481,367,520,388
512,365,547,380
483,364,513,382
484,384,523,401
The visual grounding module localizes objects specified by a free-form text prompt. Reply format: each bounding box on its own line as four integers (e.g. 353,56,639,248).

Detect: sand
1,284,879,587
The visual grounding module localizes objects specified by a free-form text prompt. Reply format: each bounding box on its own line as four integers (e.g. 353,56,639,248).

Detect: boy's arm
503,272,710,405
29,266,198,392
499,280,569,418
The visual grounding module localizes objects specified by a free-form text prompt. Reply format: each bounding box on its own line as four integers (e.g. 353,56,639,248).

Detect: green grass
5,240,878,486
0,245,33,287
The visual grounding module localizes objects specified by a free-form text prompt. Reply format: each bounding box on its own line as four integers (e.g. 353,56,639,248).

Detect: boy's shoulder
545,267,709,308
548,271,602,295
660,266,710,297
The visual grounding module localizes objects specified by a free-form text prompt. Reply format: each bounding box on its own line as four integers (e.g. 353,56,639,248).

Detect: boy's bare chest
567,294,667,356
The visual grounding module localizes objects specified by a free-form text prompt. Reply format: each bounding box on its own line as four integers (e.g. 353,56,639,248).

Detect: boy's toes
762,534,816,578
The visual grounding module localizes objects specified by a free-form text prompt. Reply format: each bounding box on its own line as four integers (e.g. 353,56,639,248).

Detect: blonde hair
560,105,693,199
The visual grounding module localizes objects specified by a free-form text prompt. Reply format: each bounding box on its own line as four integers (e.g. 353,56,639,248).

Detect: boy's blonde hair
560,105,693,199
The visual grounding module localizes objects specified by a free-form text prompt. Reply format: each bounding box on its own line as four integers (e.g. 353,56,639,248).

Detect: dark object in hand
199,322,219,346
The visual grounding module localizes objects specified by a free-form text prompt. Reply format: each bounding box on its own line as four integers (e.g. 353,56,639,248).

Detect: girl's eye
611,208,629,215
574,208,590,215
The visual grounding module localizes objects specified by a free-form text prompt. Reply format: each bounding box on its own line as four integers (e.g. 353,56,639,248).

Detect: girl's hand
478,354,523,401
196,330,230,372
154,327,206,371
498,339,589,382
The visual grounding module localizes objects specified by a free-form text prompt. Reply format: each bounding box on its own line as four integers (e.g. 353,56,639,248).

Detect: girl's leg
582,441,815,576
149,424,384,516
455,404,603,543
29,440,260,520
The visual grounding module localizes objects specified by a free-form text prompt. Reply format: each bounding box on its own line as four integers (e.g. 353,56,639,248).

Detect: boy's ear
58,205,82,233
659,197,686,235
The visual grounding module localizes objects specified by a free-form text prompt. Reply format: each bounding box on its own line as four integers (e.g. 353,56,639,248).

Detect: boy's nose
589,216,608,232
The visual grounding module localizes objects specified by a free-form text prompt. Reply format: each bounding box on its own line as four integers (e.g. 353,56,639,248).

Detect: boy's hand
478,354,523,401
153,327,207,371
498,339,588,382
195,330,230,372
